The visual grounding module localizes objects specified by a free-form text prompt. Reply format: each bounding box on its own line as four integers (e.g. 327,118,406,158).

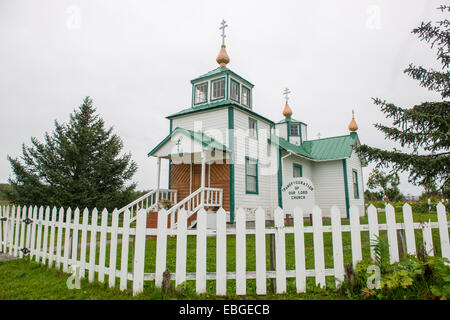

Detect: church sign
281,178,315,215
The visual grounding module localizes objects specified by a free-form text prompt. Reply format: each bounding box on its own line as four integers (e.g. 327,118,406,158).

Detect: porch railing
167,187,222,229
119,189,178,222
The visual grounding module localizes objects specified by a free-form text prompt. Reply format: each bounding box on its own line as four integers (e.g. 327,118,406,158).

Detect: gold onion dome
348,112,358,132
216,44,230,67
282,102,293,117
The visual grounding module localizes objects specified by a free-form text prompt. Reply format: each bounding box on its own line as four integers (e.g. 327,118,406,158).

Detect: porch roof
147,127,228,157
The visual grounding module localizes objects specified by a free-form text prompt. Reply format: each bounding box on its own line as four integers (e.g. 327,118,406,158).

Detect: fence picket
255,207,266,295
331,206,344,287
98,209,108,282
423,220,434,257
62,208,72,272
402,203,416,255
312,206,325,288
0,207,3,253
41,207,51,263
25,205,33,256
13,206,20,257
132,209,147,296
29,206,38,259
274,207,287,293
436,203,449,260
2,206,8,253
88,208,98,283
120,209,130,290
293,207,306,293
48,207,57,267
367,204,379,259
55,207,64,270
71,208,80,269
385,204,399,263
235,207,247,295
35,207,44,262
349,206,362,266
0,206,4,253
108,209,119,288
155,209,168,288
19,206,26,258
216,207,227,295
196,208,207,294
176,209,187,287
79,208,89,278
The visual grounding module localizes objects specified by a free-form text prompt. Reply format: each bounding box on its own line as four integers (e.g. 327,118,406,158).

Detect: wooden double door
170,163,231,211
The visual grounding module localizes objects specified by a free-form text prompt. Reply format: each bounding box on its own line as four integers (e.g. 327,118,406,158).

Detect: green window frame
245,157,259,194
230,79,240,103
293,163,303,178
352,169,360,199
242,85,251,107
211,77,225,101
193,82,208,105
248,117,258,139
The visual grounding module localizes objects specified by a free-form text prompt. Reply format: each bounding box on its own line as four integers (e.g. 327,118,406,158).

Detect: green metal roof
166,100,275,125
271,133,360,161
147,127,228,157
190,66,254,87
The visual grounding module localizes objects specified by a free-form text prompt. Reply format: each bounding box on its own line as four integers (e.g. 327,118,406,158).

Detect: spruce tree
7,96,138,210
356,5,449,193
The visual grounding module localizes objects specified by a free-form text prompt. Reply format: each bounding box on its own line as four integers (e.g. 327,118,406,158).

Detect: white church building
142,22,366,226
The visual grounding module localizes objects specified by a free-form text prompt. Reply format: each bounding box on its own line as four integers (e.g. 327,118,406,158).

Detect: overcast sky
0,0,445,196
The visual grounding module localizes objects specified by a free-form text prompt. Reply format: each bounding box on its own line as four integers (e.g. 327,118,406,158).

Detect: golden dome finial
348,109,358,132
216,19,230,67
282,88,293,117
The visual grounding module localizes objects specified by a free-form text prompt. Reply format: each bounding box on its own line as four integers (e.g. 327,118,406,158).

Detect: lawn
1,209,446,300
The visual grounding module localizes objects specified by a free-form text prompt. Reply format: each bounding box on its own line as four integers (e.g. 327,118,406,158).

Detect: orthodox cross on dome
219,19,228,45
283,88,291,103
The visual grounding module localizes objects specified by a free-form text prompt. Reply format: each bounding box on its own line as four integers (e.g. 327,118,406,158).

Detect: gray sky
0,0,445,196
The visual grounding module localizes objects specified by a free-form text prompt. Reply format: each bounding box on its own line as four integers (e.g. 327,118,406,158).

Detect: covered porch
145,127,231,228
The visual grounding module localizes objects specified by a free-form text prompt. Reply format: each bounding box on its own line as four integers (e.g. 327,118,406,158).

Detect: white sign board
281,178,315,215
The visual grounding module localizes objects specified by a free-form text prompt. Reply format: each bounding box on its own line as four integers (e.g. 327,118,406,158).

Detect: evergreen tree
7,97,138,210
366,168,403,202
356,5,449,192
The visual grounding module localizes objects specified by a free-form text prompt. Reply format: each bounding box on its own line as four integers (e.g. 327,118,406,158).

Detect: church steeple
282,88,292,119
348,109,358,132
216,19,230,67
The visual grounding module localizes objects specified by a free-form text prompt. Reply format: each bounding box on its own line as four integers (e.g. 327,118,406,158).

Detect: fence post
133,208,147,296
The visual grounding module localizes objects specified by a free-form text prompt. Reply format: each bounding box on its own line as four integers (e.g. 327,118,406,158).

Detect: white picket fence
0,203,449,296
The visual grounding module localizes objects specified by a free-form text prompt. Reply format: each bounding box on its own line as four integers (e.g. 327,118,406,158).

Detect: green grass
0,211,446,300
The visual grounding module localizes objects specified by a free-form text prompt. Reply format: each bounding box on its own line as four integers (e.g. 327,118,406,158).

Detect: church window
293,163,303,178
242,86,250,107
245,157,258,194
249,118,257,138
230,79,240,102
194,82,207,104
289,123,299,137
352,169,360,199
211,78,225,100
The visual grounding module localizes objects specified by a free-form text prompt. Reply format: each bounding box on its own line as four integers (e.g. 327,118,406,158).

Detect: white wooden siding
233,108,278,219
346,151,365,216
312,160,347,217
